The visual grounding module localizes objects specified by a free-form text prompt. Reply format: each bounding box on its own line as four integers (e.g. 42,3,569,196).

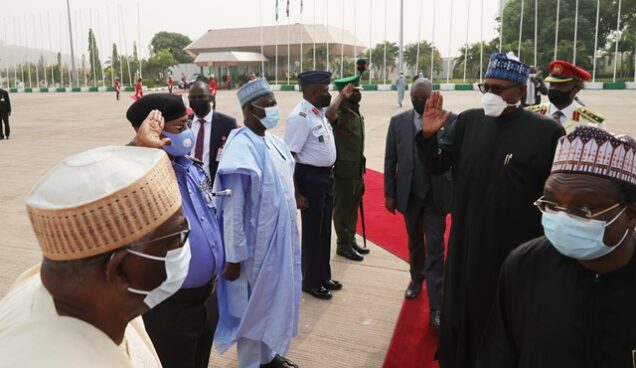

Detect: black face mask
548,88,574,105
412,99,426,115
348,93,362,105
190,99,211,117
319,92,332,108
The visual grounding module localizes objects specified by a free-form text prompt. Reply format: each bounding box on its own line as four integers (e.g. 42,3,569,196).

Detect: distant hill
0,40,79,66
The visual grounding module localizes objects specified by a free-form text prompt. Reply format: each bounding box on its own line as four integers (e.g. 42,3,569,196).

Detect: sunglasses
478,83,519,95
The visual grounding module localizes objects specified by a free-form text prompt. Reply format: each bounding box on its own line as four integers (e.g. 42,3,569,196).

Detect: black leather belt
171,276,217,301
296,162,334,174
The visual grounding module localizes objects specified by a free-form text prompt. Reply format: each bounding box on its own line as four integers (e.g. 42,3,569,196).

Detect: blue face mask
252,104,280,130
162,129,195,157
542,207,629,260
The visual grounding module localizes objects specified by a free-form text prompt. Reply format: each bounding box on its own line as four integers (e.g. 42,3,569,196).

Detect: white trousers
237,338,276,368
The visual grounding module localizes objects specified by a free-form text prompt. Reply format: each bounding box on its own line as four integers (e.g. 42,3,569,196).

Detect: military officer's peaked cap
545,60,591,83
334,75,362,91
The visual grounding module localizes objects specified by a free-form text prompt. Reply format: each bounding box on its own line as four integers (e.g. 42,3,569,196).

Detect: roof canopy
193,51,269,66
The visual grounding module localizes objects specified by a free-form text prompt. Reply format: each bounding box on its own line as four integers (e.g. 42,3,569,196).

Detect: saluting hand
340,83,356,99
422,91,451,139
132,110,171,148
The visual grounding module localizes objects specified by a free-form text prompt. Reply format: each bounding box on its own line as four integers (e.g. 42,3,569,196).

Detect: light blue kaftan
213,126,301,362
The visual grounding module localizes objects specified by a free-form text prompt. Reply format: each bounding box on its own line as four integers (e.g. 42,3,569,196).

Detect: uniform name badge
312,123,329,144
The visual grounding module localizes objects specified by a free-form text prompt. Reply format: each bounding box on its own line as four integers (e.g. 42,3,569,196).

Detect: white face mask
481,92,521,117
127,240,191,309
542,207,629,261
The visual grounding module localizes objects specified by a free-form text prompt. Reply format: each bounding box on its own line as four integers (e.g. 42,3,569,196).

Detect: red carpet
356,169,449,368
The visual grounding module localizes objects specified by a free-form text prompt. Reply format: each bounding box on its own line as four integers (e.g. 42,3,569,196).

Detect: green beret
334,75,361,91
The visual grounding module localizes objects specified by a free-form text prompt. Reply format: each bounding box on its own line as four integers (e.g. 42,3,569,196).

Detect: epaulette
577,107,605,125
187,155,205,166
525,104,547,115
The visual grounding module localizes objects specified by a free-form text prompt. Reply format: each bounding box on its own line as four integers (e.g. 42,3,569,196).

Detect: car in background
179,74,209,89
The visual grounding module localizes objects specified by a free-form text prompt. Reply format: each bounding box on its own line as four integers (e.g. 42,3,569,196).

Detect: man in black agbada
416,52,565,368
0,88,11,139
477,126,636,368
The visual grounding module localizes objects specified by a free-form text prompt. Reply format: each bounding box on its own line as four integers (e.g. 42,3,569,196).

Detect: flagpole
499,0,503,51
80,10,88,87
326,0,330,73
416,0,423,76
446,0,454,83
137,3,142,79
24,16,32,89
340,0,344,78
300,0,303,73
369,0,373,83
533,0,537,66
463,0,471,82
97,8,106,87
90,11,97,87
612,0,621,83
287,2,290,85
40,15,48,87
33,15,40,88
18,17,25,88
517,0,524,58
259,0,264,76
313,0,316,70
353,0,357,75
2,19,6,89
58,13,64,88
554,0,560,59
276,0,279,84
480,0,484,82
13,17,17,89
383,0,387,84
573,0,579,65
47,14,55,87
120,4,132,86
107,7,113,87
592,0,599,82
431,0,437,81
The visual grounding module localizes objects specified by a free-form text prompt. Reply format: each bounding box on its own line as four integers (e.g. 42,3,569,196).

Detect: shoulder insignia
577,107,605,124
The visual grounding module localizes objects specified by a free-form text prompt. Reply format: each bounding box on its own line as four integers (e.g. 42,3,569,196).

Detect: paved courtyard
1,89,634,367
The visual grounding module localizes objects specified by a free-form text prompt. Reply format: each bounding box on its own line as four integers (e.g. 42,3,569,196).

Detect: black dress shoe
405,280,422,300
352,243,370,255
430,309,441,329
302,286,332,300
322,279,343,291
336,248,364,261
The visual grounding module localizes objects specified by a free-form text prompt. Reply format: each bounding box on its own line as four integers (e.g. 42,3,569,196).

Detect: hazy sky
1,0,504,59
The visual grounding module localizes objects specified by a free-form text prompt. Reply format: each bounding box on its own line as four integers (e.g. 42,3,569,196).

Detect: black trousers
403,195,446,310
0,113,9,138
296,163,334,289
211,94,217,110
142,280,218,368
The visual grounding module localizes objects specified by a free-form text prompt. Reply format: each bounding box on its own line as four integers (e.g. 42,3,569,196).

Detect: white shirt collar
193,109,213,123
548,100,577,120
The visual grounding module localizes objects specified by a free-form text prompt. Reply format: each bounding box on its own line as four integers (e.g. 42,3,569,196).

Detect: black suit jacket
384,109,455,214
189,111,237,180
0,89,11,114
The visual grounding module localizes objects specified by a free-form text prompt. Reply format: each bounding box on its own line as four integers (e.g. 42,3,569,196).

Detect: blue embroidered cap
236,78,273,107
484,52,529,85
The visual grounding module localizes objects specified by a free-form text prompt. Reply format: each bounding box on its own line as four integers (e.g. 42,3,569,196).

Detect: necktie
194,118,207,160
552,110,564,123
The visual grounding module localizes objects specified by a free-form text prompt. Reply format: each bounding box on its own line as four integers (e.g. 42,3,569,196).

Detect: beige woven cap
26,146,182,261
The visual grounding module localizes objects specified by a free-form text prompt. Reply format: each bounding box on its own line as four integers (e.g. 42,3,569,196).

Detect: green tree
110,43,120,81
143,49,178,84
88,29,102,84
453,40,499,81
301,44,351,74
363,41,399,80
150,32,194,63
403,41,443,78
499,0,636,72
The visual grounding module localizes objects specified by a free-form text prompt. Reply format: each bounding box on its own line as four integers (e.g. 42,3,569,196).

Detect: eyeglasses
478,83,519,95
533,196,622,221
130,218,191,254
